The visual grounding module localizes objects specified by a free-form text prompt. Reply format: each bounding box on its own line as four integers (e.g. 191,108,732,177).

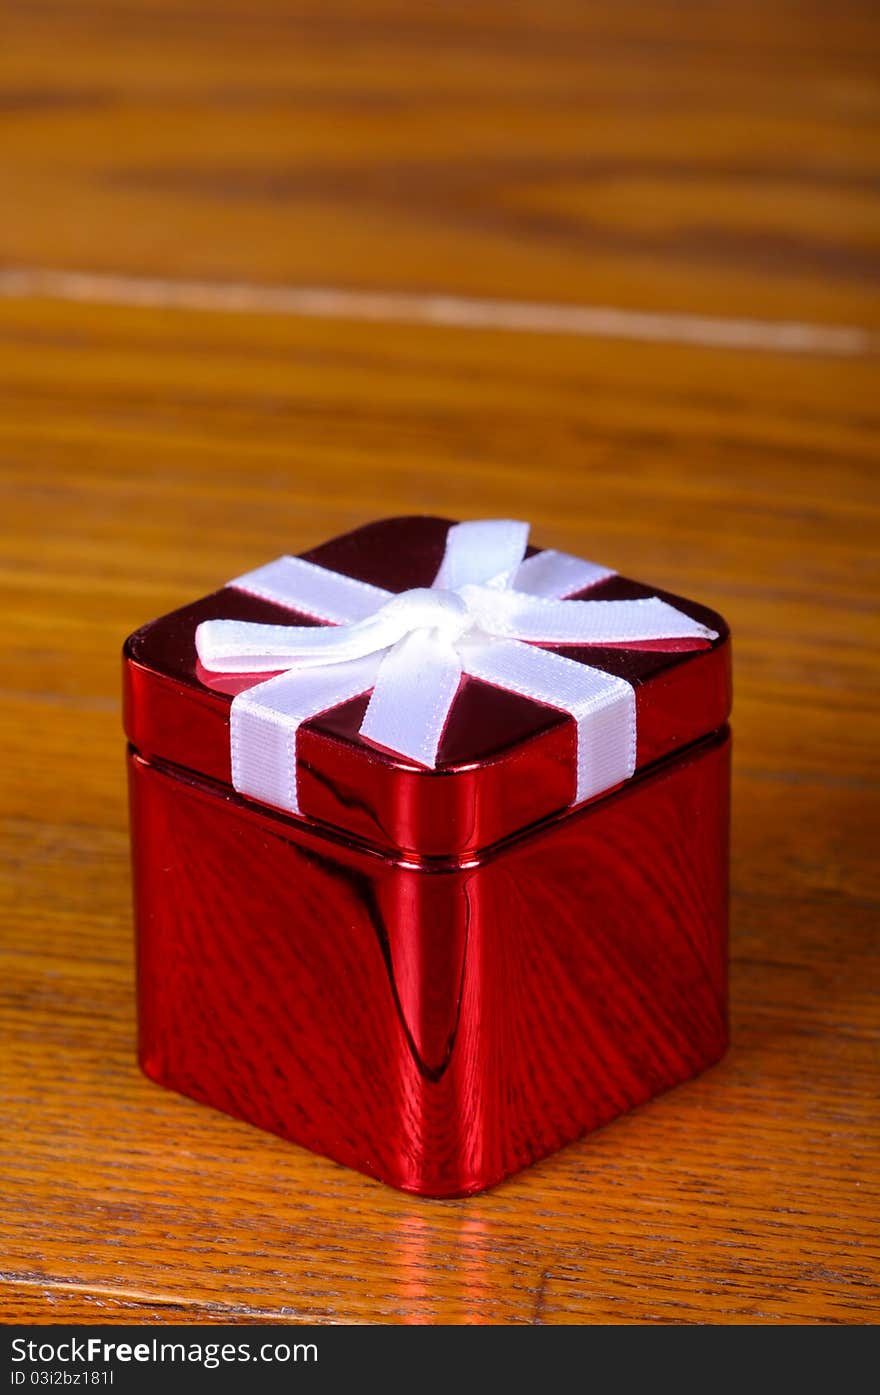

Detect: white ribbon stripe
196,520,718,815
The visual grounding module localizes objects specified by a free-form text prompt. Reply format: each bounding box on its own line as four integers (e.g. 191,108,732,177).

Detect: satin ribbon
196,520,717,814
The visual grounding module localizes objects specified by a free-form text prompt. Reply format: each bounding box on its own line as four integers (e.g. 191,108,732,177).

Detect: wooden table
1,1,877,1325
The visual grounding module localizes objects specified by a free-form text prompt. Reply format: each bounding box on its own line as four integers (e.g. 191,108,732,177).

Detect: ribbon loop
432,518,529,591
459,588,718,646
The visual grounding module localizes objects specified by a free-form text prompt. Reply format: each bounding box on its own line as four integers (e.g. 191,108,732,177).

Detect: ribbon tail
461,638,636,804
359,630,463,767
230,653,383,813
432,518,530,591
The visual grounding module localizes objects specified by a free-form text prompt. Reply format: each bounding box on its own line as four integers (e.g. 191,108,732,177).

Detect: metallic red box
124,516,731,1196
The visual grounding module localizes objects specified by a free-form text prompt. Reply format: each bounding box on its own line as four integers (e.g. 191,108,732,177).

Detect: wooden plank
0,1282,285,1325
1,1,879,327
0,295,877,1323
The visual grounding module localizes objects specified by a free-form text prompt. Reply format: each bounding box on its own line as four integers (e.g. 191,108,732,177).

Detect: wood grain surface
1,0,878,1326
3,0,880,327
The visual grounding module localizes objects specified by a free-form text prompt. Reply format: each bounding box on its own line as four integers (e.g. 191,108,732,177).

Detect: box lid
123,516,730,860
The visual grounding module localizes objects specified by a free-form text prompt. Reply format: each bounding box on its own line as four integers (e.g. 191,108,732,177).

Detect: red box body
125,517,731,1196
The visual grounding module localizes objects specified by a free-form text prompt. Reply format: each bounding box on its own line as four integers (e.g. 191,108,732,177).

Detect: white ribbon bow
196,519,717,815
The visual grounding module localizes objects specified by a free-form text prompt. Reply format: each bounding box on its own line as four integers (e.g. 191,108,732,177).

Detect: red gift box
124,516,731,1196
